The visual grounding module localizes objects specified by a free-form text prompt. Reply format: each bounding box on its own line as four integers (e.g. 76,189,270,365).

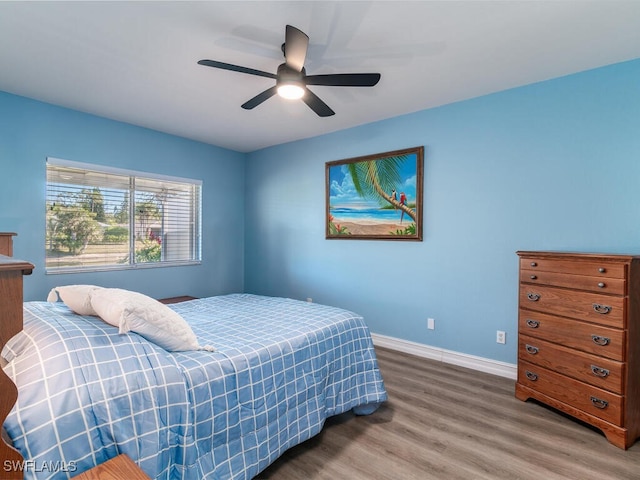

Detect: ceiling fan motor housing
276,63,305,86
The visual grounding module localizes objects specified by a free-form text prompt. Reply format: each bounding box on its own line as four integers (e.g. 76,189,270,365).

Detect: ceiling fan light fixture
277,82,305,100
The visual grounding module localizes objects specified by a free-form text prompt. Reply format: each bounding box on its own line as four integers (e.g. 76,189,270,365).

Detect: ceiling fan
197,25,381,117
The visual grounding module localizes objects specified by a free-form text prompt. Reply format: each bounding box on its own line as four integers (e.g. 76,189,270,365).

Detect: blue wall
244,58,640,364
3,58,639,365
0,91,245,301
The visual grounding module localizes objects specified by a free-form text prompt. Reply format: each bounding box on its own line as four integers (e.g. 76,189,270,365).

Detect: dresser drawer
519,284,625,328
518,311,625,361
518,335,624,394
518,360,623,425
520,257,626,278
519,269,625,295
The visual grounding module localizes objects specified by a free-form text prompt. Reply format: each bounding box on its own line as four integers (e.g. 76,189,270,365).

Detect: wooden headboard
0,233,34,479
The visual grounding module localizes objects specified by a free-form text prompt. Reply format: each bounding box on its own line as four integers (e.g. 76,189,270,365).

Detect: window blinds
46,158,201,273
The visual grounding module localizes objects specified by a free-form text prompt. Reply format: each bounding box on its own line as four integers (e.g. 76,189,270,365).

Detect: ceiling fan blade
305,73,381,87
302,88,335,117
198,59,277,79
284,25,309,72
241,86,278,110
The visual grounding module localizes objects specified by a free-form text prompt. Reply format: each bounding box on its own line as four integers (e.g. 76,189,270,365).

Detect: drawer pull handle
526,319,540,328
592,303,611,315
527,293,540,302
597,282,605,288
590,396,609,409
598,267,606,273
591,335,611,346
591,365,610,378
525,371,538,381
525,344,539,355
530,275,538,280
530,262,537,267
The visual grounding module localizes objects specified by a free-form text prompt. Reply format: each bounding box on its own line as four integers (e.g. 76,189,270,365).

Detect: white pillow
47,285,104,316
89,288,214,352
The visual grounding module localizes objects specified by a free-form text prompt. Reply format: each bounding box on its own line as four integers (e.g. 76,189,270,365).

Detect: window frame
46,157,202,274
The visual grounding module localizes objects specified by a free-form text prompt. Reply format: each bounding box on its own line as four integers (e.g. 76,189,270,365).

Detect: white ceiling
1,1,639,153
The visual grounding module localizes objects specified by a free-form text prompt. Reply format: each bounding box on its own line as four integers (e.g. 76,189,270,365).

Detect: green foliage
135,196,161,239
113,192,130,224
47,202,101,255
103,226,129,243
347,155,407,206
328,215,350,235
391,223,417,236
135,239,161,263
79,187,106,222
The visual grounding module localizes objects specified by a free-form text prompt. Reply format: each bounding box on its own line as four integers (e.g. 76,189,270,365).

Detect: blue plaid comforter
2,294,386,479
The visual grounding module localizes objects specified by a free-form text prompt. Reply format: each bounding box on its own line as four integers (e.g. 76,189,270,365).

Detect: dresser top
0,255,34,273
517,251,640,262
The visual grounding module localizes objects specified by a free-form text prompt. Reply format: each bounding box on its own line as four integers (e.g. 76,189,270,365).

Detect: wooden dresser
0,234,34,479
515,251,640,449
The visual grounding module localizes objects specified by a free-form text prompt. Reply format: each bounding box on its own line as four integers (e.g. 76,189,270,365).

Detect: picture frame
326,146,424,241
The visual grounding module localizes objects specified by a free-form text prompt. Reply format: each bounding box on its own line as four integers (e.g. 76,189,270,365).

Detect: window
46,158,201,273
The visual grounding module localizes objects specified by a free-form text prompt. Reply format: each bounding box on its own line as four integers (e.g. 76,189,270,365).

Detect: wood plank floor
257,347,640,480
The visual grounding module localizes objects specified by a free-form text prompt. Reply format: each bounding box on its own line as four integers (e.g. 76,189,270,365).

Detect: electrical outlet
427,318,435,330
496,330,506,344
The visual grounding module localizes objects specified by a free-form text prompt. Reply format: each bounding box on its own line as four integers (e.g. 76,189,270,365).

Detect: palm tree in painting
348,155,416,221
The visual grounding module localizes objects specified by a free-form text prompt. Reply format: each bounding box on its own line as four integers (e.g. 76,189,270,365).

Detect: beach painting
326,146,424,240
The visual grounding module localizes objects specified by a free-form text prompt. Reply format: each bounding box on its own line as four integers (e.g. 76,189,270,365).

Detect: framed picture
326,146,424,240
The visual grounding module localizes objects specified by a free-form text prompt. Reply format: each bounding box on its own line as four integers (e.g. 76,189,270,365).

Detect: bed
1,288,387,479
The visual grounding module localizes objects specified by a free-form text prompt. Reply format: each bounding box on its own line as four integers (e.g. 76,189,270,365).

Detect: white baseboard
371,333,517,380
